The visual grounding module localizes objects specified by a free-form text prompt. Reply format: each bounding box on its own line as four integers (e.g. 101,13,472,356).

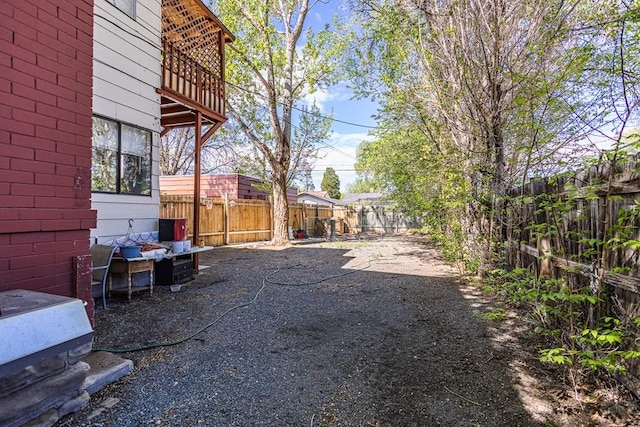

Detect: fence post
302,203,307,235
538,236,553,278
224,193,229,245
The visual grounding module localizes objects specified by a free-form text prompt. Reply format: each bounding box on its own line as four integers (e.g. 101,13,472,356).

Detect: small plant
482,268,640,378
475,307,508,320
540,316,640,374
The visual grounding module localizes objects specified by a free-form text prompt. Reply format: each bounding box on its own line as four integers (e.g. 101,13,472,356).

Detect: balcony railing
161,40,226,119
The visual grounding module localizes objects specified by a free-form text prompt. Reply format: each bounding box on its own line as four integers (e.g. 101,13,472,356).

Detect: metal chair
91,244,117,309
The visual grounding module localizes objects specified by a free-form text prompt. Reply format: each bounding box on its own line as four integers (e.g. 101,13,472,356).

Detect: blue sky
301,85,378,192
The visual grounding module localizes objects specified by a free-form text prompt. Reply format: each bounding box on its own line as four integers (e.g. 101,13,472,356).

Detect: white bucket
173,240,184,253
183,240,191,252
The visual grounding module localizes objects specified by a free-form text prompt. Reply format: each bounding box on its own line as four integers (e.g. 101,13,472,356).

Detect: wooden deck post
193,111,202,271
224,193,229,245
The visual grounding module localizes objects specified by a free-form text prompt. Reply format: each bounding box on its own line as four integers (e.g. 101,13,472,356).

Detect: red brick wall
0,0,96,316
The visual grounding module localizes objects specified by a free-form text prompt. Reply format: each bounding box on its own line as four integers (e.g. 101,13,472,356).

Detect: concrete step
82,351,133,395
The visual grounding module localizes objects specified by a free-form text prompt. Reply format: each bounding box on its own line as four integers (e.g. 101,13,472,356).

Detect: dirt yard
58,235,639,426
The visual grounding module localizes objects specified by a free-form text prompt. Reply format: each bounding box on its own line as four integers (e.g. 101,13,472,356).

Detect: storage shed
160,174,298,202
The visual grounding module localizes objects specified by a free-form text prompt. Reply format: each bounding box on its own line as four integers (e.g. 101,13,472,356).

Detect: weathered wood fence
506,153,640,318
356,205,424,233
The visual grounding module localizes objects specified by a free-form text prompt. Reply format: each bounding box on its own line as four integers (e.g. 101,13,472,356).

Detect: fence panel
226,199,271,244
343,205,361,233
289,203,304,233
303,204,332,237
506,153,640,304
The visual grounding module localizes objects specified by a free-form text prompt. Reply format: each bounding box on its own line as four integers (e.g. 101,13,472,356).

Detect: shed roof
298,192,345,206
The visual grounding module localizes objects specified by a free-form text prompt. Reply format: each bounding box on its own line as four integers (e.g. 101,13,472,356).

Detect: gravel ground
57,235,639,426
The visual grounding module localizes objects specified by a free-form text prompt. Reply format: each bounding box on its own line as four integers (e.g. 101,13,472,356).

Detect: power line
292,104,378,129
314,140,357,159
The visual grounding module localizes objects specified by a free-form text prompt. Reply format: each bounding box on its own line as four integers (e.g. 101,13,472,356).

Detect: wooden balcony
158,0,234,133
160,40,226,128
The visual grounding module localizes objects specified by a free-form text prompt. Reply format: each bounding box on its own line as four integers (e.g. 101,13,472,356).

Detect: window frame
91,115,152,197
106,0,136,19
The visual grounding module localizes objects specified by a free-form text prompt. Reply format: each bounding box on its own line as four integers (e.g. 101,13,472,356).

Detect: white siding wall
92,0,162,243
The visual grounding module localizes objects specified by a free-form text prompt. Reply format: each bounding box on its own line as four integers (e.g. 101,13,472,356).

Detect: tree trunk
271,166,290,245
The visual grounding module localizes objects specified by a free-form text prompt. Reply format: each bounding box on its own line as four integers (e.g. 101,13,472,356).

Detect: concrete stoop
2,352,132,427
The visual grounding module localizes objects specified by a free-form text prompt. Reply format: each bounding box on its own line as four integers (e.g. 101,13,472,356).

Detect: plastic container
172,241,184,253
120,246,142,259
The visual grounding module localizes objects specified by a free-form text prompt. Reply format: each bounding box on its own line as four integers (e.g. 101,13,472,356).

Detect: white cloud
301,85,356,113
329,130,371,147
301,88,332,112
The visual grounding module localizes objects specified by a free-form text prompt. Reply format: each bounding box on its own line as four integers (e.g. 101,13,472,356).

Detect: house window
107,0,136,19
92,116,151,196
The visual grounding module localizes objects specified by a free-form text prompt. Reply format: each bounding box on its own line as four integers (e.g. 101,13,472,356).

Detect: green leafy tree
355,124,476,272
321,167,341,199
347,0,616,272
215,0,343,245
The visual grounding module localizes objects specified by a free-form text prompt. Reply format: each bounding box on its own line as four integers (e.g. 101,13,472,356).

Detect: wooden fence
506,153,640,317
161,195,271,246
160,194,416,246
293,203,422,235
356,205,424,233
160,195,423,247
161,195,349,246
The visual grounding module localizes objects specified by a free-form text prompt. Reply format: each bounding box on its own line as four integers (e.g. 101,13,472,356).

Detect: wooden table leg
149,263,154,296
107,258,154,302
